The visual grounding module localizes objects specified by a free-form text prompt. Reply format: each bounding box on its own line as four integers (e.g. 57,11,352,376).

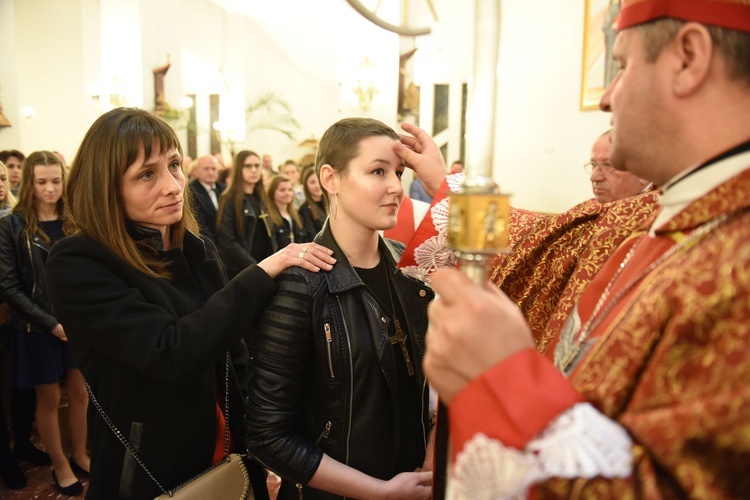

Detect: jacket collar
125,222,212,262
314,220,401,294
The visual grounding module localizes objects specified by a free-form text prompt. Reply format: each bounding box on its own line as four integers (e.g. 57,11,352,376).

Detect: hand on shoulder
257,242,336,279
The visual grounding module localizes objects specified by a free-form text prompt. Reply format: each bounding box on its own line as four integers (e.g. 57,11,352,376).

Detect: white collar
651,150,750,234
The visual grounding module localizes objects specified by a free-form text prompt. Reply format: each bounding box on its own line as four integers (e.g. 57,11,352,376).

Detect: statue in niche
398,47,419,123
152,58,171,116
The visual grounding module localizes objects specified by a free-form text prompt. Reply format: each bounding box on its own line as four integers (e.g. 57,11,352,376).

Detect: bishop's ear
671,22,713,97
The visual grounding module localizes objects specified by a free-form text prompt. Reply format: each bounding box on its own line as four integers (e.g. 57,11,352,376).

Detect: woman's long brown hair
216,150,271,236
65,107,199,279
13,151,65,243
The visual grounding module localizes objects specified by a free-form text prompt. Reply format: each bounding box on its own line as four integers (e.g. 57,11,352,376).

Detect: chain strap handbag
84,352,254,499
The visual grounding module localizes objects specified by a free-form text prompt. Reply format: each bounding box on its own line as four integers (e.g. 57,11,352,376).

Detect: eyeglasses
243,163,261,170
583,161,615,175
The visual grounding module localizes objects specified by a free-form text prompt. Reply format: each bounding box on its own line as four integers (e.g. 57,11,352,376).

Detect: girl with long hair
0,151,89,495
266,175,306,248
216,150,276,278
298,165,327,241
44,108,334,499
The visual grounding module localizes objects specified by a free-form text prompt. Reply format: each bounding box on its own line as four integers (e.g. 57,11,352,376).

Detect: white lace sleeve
401,173,465,283
448,403,633,499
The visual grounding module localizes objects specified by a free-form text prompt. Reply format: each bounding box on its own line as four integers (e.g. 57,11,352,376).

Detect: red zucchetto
618,0,750,33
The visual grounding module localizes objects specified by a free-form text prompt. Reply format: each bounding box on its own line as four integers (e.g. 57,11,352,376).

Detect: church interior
0,0,614,214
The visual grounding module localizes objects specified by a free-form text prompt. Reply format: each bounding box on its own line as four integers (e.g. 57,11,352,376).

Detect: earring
330,192,339,220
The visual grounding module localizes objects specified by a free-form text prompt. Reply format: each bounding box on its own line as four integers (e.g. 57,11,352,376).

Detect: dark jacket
0,213,58,333
271,217,307,248
217,194,276,278
45,227,277,499
244,221,434,500
299,200,326,242
188,179,226,244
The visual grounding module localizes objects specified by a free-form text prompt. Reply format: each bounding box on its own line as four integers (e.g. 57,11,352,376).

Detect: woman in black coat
216,150,276,279
45,108,335,499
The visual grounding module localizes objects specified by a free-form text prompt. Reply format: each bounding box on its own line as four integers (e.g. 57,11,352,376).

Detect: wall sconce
351,57,379,112
21,106,36,119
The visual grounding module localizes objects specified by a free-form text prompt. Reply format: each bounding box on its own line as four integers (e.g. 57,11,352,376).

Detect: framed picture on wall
580,0,621,110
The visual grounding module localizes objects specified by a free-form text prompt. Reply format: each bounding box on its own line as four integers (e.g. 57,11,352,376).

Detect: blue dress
11,220,75,388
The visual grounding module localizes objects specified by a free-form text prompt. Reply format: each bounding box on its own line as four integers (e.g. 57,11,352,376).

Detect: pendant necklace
383,267,416,376
361,262,416,376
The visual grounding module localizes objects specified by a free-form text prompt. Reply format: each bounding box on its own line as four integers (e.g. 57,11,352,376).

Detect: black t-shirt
39,219,64,244
355,258,422,473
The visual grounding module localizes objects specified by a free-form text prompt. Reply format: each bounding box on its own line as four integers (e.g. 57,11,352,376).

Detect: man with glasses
586,130,651,204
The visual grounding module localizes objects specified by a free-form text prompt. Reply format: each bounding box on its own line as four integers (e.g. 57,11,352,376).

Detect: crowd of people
0,1,748,498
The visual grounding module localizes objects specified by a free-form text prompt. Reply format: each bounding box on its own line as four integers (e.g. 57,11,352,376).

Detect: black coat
0,213,58,333
244,221,434,500
45,227,277,499
188,179,225,244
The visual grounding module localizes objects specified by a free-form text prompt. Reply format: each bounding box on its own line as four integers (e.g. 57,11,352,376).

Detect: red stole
562,231,679,373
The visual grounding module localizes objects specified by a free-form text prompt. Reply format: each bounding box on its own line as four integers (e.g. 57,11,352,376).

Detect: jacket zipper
336,295,354,469
394,272,430,449
324,323,335,379
314,420,332,445
291,421,333,499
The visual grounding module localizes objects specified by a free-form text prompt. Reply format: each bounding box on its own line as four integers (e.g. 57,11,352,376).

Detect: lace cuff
448,403,632,499
400,173,464,282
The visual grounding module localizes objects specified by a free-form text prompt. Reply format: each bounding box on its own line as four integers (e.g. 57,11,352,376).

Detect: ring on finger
298,246,309,259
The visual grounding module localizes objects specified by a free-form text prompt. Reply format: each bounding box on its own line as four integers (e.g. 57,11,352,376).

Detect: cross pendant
389,318,415,375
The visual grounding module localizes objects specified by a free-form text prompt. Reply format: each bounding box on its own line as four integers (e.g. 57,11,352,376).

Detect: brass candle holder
448,176,511,284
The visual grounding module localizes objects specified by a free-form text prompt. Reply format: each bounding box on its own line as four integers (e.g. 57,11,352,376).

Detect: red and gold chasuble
401,159,750,498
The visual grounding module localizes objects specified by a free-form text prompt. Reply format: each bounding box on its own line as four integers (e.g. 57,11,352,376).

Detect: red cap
618,0,750,33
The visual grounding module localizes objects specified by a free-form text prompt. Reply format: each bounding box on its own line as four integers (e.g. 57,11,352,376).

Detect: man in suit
189,155,225,243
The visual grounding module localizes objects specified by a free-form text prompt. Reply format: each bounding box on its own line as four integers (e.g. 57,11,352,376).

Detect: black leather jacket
217,194,276,277
0,213,58,333
245,221,434,500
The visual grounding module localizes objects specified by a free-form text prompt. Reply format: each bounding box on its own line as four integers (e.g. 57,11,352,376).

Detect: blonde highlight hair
0,160,17,210
14,151,65,243
65,107,199,279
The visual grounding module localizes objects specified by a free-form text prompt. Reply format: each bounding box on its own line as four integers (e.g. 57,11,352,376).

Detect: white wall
494,0,611,212
0,0,612,212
